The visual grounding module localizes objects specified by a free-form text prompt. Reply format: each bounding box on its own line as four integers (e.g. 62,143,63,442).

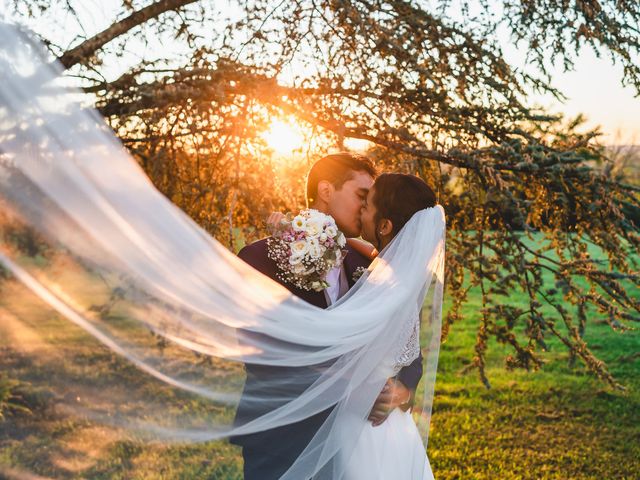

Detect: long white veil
0,21,445,479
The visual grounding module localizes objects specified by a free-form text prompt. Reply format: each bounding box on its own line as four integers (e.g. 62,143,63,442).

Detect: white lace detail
392,311,421,374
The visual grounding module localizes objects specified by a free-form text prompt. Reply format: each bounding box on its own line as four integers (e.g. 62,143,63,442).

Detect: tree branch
57,0,199,69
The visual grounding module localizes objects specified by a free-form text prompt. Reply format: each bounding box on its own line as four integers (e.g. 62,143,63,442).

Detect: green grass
426,231,639,479
0,244,638,479
427,287,640,479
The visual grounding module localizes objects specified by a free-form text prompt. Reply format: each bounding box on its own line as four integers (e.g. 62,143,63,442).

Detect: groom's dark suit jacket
230,238,424,479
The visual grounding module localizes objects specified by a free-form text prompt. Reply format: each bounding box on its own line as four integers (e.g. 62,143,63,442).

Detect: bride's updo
373,173,437,238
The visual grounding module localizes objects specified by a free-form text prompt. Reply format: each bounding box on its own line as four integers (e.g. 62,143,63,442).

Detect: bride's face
360,186,378,245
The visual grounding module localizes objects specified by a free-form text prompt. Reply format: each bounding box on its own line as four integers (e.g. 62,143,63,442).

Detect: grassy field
0,244,638,479
428,290,640,480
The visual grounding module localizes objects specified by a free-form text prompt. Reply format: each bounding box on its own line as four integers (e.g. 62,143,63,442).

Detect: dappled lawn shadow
428,279,640,479
0,404,242,480
0,406,242,480
0,266,244,479
0,325,244,479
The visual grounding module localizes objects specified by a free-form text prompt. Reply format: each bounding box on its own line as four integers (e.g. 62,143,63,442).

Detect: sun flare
262,119,306,155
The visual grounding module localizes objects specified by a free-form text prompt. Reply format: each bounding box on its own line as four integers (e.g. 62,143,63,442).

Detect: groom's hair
306,152,377,206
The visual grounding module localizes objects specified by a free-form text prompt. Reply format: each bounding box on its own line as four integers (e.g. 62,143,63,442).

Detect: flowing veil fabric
0,21,445,479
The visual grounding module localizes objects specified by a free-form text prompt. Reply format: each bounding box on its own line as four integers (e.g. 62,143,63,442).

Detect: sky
435,0,640,145
503,41,640,146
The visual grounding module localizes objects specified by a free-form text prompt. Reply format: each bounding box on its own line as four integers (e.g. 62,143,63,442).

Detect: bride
342,172,438,480
0,21,445,480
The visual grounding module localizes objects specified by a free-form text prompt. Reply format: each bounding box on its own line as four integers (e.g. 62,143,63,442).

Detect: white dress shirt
324,265,348,306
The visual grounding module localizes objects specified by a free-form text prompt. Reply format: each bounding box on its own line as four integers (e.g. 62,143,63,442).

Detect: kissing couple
231,152,444,480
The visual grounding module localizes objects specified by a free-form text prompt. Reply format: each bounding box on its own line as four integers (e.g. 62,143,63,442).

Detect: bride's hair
373,173,437,239
306,152,377,206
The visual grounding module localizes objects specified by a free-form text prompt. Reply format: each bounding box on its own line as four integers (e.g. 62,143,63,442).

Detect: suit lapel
343,244,372,289
267,244,369,309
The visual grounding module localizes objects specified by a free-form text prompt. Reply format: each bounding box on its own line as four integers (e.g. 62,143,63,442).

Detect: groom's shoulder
237,237,274,276
238,237,269,259
344,244,372,269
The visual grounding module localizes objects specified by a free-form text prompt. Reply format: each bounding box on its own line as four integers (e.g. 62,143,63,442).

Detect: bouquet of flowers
267,209,347,291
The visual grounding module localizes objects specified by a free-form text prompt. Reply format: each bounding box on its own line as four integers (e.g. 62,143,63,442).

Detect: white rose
289,254,304,266
292,261,306,273
336,232,346,247
325,225,337,238
307,208,323,219
319,232,328,242
292,215,307,232
290,240,309,257
308,238,323,259
306,218,323,237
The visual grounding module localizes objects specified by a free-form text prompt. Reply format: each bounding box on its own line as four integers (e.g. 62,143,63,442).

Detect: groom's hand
368,378,412,427
266,212,286,232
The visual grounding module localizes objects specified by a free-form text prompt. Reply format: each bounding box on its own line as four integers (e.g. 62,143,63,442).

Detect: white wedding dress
344,409,434,480
343,313,435,480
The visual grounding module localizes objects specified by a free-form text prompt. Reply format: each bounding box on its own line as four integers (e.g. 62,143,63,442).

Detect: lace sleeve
392,311,421,374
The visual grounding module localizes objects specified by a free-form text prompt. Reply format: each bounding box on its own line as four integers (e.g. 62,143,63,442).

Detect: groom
230,152,424,479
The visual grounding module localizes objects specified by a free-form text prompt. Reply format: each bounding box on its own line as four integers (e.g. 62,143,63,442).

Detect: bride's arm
346,238,378,260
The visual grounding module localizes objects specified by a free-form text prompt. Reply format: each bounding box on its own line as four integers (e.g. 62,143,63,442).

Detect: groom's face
326,170,374,238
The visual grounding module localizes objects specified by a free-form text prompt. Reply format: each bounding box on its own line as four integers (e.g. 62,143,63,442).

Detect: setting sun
262,119,306,155
344,137,372,152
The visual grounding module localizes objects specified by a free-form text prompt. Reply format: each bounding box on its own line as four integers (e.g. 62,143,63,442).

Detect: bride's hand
368,378,412,426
